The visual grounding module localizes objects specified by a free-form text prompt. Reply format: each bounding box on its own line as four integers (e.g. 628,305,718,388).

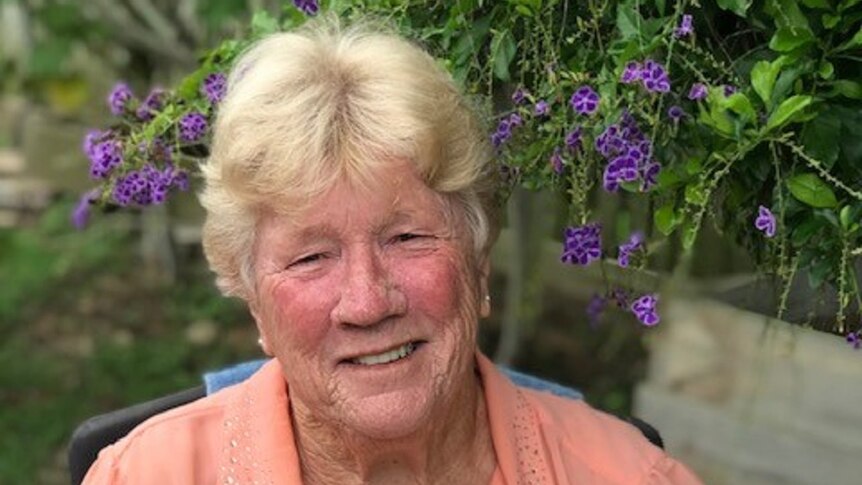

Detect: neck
290,368,496,485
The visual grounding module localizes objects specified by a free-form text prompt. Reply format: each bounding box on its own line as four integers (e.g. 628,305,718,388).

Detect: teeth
352,342,416,366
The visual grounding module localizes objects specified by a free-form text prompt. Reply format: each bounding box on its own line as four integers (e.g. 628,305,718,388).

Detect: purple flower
618,231,644,268
491,113,522,148
179,112,208,142
688,82,708,100
620,62,642,84
586,294,607,327
723,84,737,97
755,205,776,238
565,127,582,153
631,294,660,326
640,161,661,192
847,331,861,350
108,82,134,116
641,60,671,93
512,87,527,105
201,73,227,105
136,88,165,121
89,140,123,179
570,85,600,115
561,223,602,266
71,189,99,230
668,105,685,122
550,147,564,174
603,155,639,192
82,129,108,159
293,0,319,15
534,100,550,117
674,14,694,38
111,163,179,206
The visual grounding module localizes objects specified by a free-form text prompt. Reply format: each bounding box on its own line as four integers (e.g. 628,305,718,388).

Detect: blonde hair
199,16,499,299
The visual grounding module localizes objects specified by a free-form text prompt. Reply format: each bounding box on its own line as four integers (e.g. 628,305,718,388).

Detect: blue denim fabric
204,359,583,400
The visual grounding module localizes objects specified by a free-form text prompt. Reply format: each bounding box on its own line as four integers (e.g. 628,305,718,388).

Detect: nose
330,246,406,327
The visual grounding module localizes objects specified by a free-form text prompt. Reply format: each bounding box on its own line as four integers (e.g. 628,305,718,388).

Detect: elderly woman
83,18,702,485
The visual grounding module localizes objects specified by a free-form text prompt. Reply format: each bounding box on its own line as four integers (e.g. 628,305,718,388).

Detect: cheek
392,252,477,324
260,277,337,356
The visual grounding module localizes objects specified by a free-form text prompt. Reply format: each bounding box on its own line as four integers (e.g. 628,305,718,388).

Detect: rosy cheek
391,253,463,321
266,276,337,355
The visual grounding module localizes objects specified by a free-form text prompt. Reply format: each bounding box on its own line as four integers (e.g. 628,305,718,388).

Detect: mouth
342,341,426,366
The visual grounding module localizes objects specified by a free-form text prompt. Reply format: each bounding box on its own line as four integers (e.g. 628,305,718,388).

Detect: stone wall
635,299,861,485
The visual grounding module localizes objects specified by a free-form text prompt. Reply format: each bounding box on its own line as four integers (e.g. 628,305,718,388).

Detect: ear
478,256,492,318
248,302,274,357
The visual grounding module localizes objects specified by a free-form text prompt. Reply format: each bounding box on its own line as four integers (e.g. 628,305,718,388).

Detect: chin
339,386,436,440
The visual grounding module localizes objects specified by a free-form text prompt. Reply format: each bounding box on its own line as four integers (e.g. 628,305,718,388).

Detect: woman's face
250,161,489,439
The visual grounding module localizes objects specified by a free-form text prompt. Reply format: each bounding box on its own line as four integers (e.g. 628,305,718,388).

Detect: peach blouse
83,353,702,484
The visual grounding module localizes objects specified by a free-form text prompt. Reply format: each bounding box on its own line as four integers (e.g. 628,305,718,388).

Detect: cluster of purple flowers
754,205,776,238
86,137,124,179
293,0,319,15
491,112,523,148
619,60,671,94
631,294,660,326
569,86,600,115
561,223,602,265
179,112,208,142
201,73,227,105
108,82,133,115
596,112,660,192
617,231,644,268
112,163,189,207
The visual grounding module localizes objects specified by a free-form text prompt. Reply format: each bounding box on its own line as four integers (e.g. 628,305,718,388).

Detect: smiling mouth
345,341,425,366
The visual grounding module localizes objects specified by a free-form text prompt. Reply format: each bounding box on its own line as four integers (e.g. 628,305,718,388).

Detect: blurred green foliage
0,200,256,484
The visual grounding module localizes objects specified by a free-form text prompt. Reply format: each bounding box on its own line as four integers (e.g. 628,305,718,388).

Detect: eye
288,253,325,268
394,233,423,243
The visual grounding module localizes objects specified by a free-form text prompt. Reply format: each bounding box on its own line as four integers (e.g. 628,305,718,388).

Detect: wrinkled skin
249,161,493,483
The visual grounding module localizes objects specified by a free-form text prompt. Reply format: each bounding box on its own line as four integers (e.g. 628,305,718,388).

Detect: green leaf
721,92,757,122
836,26,862,52
251,10,279,37
716,0,751,16
818,60,834,80
769,26,815,52
828,80,862,99
654,205,680,235
801,111,842,169
751,58,784,107
616,6,641,40
766,95,813,131
654,0,667,15
685,184,707,205
514,5,533,17
490,29,517,82
787,173,839,208
822,13,841,29
839,0,862,12
840,206,852,230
